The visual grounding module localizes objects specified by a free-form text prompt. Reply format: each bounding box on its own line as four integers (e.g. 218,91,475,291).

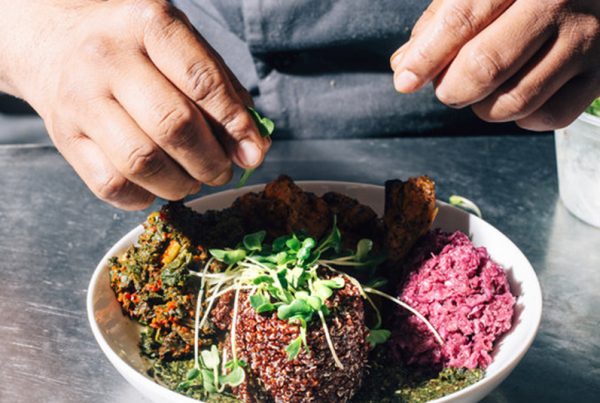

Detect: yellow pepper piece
161,240,181,265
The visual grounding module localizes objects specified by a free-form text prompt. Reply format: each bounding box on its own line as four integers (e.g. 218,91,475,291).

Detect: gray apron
173,0,518,139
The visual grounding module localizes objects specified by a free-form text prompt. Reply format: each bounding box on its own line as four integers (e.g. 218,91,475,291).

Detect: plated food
101,176,523,402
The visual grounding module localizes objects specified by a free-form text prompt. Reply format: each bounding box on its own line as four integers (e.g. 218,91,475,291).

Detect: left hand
390,0,600,130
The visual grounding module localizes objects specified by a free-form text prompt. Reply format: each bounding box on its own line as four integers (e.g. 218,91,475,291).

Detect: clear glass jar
555,112,600,228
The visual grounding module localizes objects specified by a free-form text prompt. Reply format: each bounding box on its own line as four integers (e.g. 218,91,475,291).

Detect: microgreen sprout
449,195,482,218
190,220,444,385
237,108,275,188
366,329,392,348
187,344,246,393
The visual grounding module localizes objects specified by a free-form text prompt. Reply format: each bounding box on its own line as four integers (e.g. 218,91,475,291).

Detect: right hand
4,0,270,210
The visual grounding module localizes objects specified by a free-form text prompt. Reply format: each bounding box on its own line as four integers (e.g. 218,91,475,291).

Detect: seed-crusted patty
214,274,370,403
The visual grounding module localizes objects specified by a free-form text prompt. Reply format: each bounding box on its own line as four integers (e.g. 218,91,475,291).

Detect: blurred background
0,94,50,145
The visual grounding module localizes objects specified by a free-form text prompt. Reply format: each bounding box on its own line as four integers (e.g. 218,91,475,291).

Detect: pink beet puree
391,230,515,369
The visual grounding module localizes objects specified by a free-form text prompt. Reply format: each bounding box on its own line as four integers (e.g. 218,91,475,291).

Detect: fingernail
390,44,408,70
238,140,262,167
394,70,421,93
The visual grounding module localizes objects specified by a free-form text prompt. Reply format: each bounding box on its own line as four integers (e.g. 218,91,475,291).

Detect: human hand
1,0,269,210
390,0,600,131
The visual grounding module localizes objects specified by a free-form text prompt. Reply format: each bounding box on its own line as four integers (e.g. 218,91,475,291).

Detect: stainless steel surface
0,136,598,403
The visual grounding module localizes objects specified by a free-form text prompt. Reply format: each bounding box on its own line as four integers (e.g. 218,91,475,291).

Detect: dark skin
0,0,598,210
391,0,600,130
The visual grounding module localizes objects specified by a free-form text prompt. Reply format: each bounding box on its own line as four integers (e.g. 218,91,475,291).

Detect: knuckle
126,145,165,178
577,16,600,51
156,105,197,148
96,173,130,202
197,162,232,184
441,4,477,39
80,35,117,63
547,0,570,12
496,91,530,119
134,0,174,26
221,106,256,138
412,45,435,68
186,62,226,104
464,47,504,86
135,0,183,42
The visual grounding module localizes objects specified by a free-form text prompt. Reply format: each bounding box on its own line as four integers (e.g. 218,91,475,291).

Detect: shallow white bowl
88,181,542,403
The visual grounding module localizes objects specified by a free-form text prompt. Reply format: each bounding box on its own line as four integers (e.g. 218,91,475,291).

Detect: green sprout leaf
250,294,276,314
200,345,221,370
277,299,313,320
237,107,275,188
356,239,373,261
316,216,342,254
285,336,303,360
276,268,289,289
186,367,200,381
251,275,274,285
272,235,291,252
286,235,301,251
256,302,276,314
249,294,269,309
243,230,266,252
365,277,388,289
248,107,275,138
287,265,308,289
295,291,322,310
319,277,345,289
312,282,333,301
201,368,217,393
297,238,316,263
209,248,247,265
449,195,482,218
219,365,246,388
366,328,391,348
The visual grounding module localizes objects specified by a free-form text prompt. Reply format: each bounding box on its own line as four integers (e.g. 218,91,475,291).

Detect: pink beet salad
391,230,515,369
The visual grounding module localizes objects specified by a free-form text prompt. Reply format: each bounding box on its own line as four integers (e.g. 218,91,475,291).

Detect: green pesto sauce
353,349,484,403
146,344,483,403
395,368,484,403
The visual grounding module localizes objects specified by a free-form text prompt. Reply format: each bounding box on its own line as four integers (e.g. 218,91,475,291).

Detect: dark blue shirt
174,0,519,139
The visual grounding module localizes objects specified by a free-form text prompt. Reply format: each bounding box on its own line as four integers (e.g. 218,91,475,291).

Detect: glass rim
579,111,600,127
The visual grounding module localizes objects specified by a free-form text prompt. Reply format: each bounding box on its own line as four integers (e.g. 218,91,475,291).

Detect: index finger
136,3,268,169
391,0,514,93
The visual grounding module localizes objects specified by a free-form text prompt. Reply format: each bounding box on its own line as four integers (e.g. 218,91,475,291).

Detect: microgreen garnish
366,328,392,348
190,345,246,393
449,195,483,218
237,108,275,188
248,107,275,138
190,217,444,381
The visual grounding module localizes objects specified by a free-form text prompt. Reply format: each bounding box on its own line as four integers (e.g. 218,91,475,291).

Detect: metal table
1,135,598,403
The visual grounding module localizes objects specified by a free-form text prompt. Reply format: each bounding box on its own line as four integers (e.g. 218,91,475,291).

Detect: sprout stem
194,258,213,369
363,287,444,346
318,310,344,370
231,282,241,364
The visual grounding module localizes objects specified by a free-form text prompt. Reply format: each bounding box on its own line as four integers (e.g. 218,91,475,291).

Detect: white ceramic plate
87,181,542,403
